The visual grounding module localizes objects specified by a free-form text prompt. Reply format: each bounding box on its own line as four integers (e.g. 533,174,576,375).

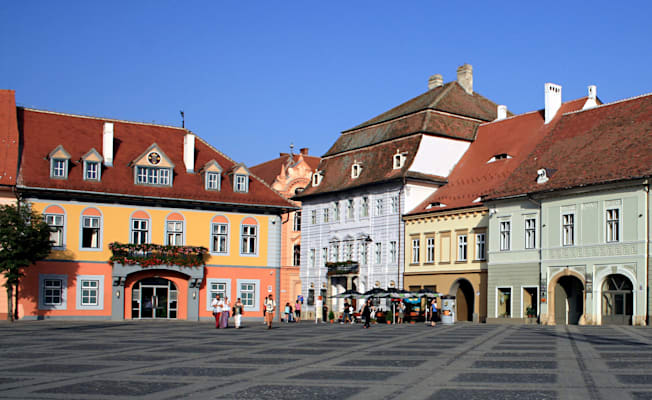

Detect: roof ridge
477,96,588,127
561,91,652,117
21,107,187,131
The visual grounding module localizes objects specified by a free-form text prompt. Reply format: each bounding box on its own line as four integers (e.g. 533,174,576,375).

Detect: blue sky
2,1,651,167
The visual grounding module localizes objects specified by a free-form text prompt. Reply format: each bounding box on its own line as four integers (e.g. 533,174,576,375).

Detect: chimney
544,83,562,124
496,105,508,120
102,122,114,167
300,148,309,155
582,85,598,110
428,74,443,90
184,133,195,173
456,64,473,94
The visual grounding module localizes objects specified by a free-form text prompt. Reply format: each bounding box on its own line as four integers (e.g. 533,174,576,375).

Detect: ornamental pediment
131,143,175,168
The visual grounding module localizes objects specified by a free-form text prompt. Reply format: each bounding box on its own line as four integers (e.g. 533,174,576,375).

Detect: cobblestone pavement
1,320,652,399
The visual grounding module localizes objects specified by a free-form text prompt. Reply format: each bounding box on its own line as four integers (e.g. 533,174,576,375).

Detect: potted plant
328,310,335,323
525,306,537,324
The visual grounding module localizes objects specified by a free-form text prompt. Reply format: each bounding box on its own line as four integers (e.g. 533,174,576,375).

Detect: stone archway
451,279,474,322
601,274,633,325
547,269,585,325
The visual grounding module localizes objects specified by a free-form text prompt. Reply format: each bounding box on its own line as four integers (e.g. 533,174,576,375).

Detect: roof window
536,169,549,184
351,161,362,179
487,153,512,163
49,145,71,180
393,150,407,169
312,170,323,187
425,202,446,209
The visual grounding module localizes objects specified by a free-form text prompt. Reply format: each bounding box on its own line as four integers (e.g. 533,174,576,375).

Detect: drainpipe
645,182,649,325
398,181,405,289
527,195,543,324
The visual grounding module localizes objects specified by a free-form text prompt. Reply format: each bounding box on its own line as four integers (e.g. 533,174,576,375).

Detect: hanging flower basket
109,242,208,267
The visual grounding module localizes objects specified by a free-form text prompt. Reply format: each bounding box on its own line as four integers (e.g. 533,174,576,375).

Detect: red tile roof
488,93,652,199
250,152,321,187
408,97,590,215
16,108,296,210
0,90,19,187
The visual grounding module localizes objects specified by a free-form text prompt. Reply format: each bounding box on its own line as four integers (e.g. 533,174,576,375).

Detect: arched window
44,205,65,248
130,210,151,244
80,208,102,250
241,217,258,255
211,215,229,254
166,212,185,245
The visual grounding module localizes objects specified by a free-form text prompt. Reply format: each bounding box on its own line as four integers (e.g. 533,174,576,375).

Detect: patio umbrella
362,288,388,298
330,289,364,299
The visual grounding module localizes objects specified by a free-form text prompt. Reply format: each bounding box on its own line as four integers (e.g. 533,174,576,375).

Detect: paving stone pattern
1,321,652,399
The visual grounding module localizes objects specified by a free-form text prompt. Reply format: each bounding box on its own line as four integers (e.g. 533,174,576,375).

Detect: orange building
251,148,320,316
4,90,296,321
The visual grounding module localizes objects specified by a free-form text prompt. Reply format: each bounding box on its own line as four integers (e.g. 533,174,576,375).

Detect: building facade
251,147,320,314
8,94,295,321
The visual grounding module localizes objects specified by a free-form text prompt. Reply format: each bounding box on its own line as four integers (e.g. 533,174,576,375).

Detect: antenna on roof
290,142,295,155
180,110,185,128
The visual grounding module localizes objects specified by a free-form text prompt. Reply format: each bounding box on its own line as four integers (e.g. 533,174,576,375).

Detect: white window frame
237,279,260,312
323,207,330,223
309,249,316,268
331,243,339,262
84,160,101,181
45,213,65,249
234,174,248,192
475,233,486,261
205,172,221,191
524,217,536,249
333,202,340,222
376,198,384,216
166,220,184,246
360,242,368,265
500,220,511,251
495,286,513,318
606,207,620,243
241,224,258,255
39,274,67,310
520,285,539,318
206,279,231,311
311,210,317,225
80,214,102,251
322,247,328,266
211,222,229,254
426,236,435,263
361,196,369,218
389,241,397,264
562,213,575,246
130,218,150,244
293,211,301,231
411,238,420,264
76,275,104,310
51,159,68,179
375,242,382,264
391,196,399,214
457,234,468,261
135,166,172,186
346,199,354,220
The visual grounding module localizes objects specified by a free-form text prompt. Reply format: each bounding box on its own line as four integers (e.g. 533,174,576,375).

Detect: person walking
398,301,405,324
221,296,230,328
431,298,438,327
264,294,276,329
362,299,372,329
343,300,350,324
284,302,291,323
210,294,223,329
294,299,302,323
233,298,244,329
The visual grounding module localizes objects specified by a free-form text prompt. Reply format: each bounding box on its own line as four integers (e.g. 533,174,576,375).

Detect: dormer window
81,148,103,182
312,170,323,187
425,202,446,209
131,145,175,187
537,168,549,184
234,174,248,192
351,162,362,179
487,153,512,163
136,166,171,185
206,172,221,191
393,150,407,169
49,145,71,180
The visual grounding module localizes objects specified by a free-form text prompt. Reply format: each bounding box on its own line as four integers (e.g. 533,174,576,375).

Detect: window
426,237,435,263
308,288,315,305
475,233,486,260
375,242,382,264
209,282,227,301
45,214,64,247
293,244,301,266
333,202,340,222
166,221,184,245
361,196,369,217
389,241,397,264
458,234,467,261
562,213,574,246
497,287,512,318
51,159,67,178
331,243,339,262
206,172,221,190
322,247,328,266
391,196,399,214
323,208,330,223
376,199,384,216
346,199,354,220
606,208,620,242
80,280,99,306
344,242,353,261
131,219,149,244
211,223,228,253
81,216,101,249
309,249,316,268
411,238,420,264
525,218,536,249
311,210,317,225
84,161,100,181
312,170,323,186
500,221,511,251
351,163,361,178
293,212,301,231
241,224,257,254
393,153,405,169
240,283,255,307
43,279,63,306
136,166,171,186
234,174,248,192
360,243,368,265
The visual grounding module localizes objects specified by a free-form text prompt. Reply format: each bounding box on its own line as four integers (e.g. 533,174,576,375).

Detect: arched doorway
554,276,583,325
452,279,474,322
132,277,178,319
601,274,633,325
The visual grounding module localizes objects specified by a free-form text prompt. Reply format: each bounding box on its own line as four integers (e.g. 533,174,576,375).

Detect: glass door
132,278,178,320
